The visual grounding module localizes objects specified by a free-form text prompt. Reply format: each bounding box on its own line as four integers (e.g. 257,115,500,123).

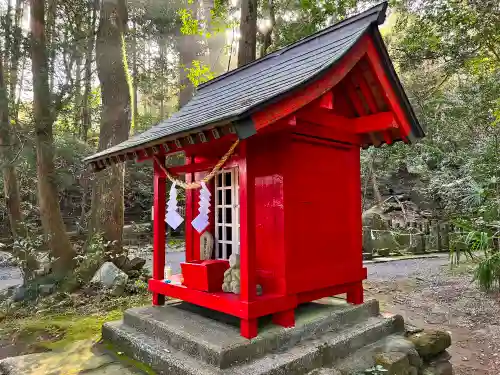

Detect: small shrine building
85,2,424,339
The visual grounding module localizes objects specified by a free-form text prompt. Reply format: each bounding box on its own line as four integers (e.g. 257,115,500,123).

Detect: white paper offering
191,214,209,233
166,182,184,229
191,182,211,233
166,210,184,230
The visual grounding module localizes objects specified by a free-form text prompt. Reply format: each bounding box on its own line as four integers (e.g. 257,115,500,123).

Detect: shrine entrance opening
215,168,240,260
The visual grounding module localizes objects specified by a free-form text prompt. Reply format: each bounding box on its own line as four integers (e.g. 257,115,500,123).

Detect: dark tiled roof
86,2,395,163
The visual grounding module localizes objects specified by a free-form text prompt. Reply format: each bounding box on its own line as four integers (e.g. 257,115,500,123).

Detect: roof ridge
197,1,387,90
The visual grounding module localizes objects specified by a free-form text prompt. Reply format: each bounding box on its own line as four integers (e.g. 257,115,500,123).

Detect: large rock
91,262,128,296
407,330,451,359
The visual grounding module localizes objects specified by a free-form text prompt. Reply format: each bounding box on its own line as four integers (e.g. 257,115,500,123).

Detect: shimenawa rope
153,139,240,190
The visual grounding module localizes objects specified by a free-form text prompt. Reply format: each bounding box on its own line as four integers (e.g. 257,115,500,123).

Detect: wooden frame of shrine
85,2,424,339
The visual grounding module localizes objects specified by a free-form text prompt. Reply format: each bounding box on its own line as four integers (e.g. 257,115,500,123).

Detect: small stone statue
222,253,262,296
200,231,214,260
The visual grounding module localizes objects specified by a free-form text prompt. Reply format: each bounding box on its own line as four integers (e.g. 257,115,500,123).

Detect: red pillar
238,140,257,338
185,155,195,262
152,157,166,306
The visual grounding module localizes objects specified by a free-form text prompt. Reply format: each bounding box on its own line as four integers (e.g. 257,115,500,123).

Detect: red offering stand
85,3,424,339
181,260,230,292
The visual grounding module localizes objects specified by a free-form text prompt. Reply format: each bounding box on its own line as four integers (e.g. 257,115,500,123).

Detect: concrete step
122,299,380,368
103,313,403,375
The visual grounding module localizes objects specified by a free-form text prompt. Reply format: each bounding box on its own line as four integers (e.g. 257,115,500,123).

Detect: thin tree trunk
9,0,24,106
90,0,131,253
73,54,82,136
202,0,225,75
30,0,74,270
47,0,57,94
238,0,257,67
0,53,22,239
81,0,98,142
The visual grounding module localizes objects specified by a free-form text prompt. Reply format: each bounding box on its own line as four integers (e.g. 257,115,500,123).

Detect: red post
238,140,258,338
153,157,166,306
272,309,295,328
185,155,195,262
346,282,364,305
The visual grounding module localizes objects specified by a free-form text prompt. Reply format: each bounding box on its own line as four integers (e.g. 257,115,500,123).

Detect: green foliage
184,60,215,87
179,8,202,36
12,224,43,282
72,233,107,285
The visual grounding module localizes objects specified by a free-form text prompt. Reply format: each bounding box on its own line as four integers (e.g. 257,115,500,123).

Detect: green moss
1,310,123,351
103,343,157,375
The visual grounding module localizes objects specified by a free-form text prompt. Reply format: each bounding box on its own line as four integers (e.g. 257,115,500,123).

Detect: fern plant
474,251,500,291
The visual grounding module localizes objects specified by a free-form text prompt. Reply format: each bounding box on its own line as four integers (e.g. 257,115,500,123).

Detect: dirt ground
365,257,500,375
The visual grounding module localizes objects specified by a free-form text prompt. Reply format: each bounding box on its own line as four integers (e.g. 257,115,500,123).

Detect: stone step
103,314,403,375
103,321,215,375
122,299,380,368
227,316,404,375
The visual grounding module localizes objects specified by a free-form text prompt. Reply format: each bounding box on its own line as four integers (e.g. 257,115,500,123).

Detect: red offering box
180,260,230,292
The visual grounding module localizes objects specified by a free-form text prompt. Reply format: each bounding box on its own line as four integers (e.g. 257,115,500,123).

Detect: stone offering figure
222,254,262,295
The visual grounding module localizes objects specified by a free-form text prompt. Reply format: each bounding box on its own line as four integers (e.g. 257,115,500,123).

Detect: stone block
39,284,56,296
408,234,425,254
374,351,411,375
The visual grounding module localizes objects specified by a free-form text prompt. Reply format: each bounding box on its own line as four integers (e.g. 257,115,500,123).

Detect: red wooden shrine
85,3,423,339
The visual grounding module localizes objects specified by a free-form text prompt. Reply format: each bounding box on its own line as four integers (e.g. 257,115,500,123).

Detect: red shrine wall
285,135,362,294
246,129,363,297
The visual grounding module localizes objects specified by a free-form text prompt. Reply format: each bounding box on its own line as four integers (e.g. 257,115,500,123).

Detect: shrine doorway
215,168,240,260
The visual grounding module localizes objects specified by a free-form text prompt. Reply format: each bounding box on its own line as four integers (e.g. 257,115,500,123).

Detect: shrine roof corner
85,1,423,167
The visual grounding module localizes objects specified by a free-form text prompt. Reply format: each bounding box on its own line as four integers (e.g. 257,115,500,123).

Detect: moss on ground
0,293,150,354
103,342,157,375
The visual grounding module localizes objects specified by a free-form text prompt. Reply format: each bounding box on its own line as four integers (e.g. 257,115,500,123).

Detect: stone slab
122,298,380,368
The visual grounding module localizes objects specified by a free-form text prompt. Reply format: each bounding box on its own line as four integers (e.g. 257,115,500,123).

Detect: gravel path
367,256,449,281
365,257,500,375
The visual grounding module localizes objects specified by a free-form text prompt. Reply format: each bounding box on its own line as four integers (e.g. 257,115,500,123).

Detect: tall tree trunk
90,0,131,253
0,53,22,239
131,20,138,133
81,0,98,142
30,0,74,270
238,0,257,67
